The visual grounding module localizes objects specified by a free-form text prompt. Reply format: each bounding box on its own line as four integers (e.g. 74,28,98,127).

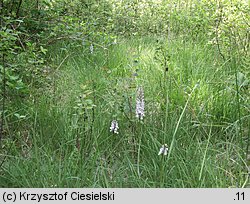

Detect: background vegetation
0,0,249,187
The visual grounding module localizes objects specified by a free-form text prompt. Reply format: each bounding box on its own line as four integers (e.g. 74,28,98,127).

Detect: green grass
0,36,249,187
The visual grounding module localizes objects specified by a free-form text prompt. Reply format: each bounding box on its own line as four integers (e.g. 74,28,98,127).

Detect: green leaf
40,46,48,55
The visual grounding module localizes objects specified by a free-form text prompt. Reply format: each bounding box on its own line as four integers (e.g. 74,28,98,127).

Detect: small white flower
110,120,119,134
158,144,168,156
90,44,94,54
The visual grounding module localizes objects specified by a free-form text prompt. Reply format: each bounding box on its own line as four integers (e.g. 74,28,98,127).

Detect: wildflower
110,120,119,134
158,144,168,156
136,86,145,120
90,44,94,54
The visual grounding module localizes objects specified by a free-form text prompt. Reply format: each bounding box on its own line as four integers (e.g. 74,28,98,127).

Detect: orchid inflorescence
158,144,169,156
110,120,119,134
135,86,145,120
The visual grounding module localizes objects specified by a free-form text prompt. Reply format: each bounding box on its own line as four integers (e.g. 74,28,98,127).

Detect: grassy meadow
1,35,249,187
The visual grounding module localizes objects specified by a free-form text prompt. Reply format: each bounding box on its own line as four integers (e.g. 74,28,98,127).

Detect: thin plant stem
0,54,5,144
168,84,198,159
